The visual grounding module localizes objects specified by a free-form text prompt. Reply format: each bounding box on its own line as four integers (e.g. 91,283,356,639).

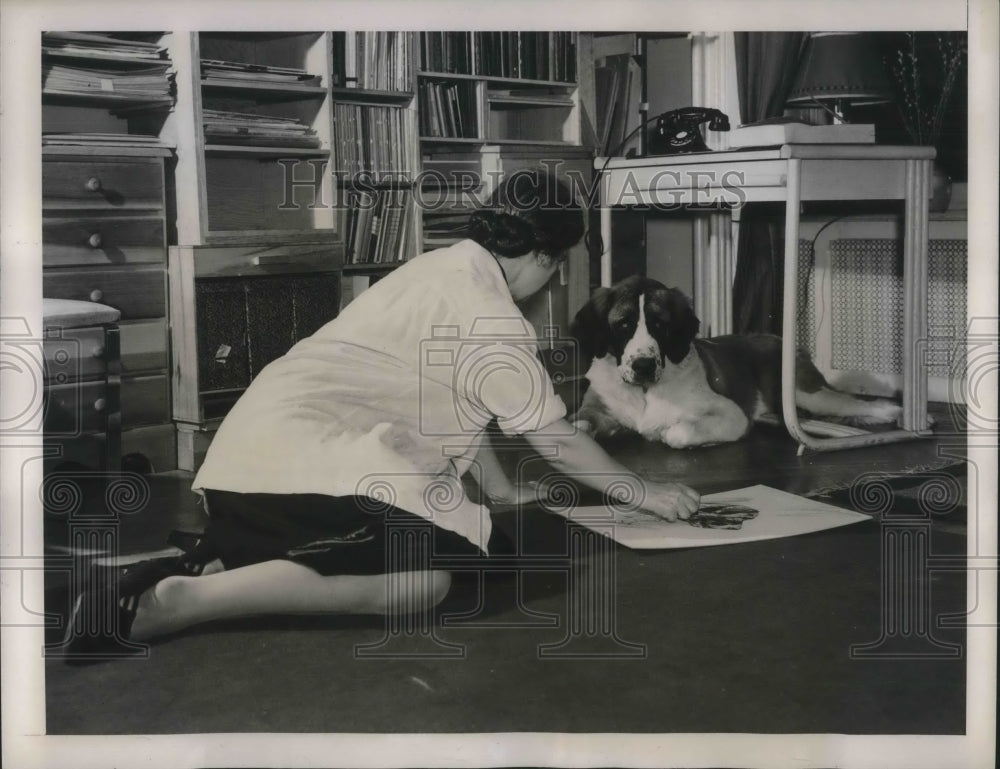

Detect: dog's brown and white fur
570,276,902,448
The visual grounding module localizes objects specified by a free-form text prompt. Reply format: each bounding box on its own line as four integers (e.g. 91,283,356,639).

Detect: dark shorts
201,490,486,577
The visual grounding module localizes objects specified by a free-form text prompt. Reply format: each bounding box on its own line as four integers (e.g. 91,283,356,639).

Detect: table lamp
785,31,893,124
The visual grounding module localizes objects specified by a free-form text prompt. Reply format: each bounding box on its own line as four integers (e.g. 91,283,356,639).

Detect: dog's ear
570,286,613,371
662,289,701,364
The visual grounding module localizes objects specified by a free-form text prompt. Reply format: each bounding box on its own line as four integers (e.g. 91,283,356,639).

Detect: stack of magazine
43,31,168,63
42,32,174,106
202,110,321,149
201,59,322,88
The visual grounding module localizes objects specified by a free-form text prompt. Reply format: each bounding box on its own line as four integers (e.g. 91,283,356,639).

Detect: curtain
731,32,809,333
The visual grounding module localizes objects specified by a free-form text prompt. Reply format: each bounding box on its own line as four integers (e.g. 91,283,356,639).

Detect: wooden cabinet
41,149,174,469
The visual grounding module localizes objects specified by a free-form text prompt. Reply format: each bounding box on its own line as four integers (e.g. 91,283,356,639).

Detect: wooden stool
43,298,122,473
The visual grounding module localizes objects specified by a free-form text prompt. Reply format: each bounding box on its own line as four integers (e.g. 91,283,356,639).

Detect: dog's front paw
662,421,702,449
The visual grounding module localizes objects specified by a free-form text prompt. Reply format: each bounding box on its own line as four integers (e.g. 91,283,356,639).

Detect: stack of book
344,188,414,265
202,109,321,149
331,32,412,91
474,32,576,82
333,104,415,177
201,59,322,88
419,81,475,139
419,32,472,74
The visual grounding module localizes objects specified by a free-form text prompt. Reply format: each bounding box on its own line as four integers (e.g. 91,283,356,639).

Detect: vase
929,161,953,213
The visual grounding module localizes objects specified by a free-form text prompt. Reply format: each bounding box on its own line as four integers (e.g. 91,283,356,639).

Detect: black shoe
56,557,185,664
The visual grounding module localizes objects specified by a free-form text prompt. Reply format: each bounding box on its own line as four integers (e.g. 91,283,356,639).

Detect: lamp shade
786,32,892,105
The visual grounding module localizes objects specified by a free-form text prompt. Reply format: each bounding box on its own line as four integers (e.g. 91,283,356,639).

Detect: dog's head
571,276,700,387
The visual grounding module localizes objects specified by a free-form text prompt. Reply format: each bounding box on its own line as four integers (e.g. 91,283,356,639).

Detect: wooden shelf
417,70,479,81
482,138,577,147
329,86,414,104
487,94,575,109
341,262,407,274
203,144,328,157
480,75,577,88
419,136,485,145
202,229,338,246
201,78,328,97
335,177,416,189
42,143,173,157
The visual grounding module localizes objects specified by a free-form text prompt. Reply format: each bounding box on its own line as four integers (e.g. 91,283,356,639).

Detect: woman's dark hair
467,169,584,259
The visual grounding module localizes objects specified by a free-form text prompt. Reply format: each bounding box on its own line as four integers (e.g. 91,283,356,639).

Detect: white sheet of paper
550,484,871,550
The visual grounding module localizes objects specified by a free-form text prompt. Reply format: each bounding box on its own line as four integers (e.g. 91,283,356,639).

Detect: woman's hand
486,480,551,508
635,481,700,522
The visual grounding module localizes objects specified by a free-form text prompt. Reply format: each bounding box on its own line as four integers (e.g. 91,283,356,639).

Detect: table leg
780,159,928,452
780,160,809,448
600,202,612,287
903,159,931,431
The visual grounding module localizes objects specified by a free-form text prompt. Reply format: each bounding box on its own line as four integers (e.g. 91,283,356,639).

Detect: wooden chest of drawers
42,147,175,471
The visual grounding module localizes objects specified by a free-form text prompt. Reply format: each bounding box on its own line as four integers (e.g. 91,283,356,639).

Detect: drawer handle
93,397,106,413
91,345,105,359
89,289,104,302
88,233,103,248
86,177,103,192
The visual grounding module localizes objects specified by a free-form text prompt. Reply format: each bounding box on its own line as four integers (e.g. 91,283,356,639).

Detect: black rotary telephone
646,107,731,155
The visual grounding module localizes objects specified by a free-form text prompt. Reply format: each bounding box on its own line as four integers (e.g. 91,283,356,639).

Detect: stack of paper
729,122,875,148
202,109,321,149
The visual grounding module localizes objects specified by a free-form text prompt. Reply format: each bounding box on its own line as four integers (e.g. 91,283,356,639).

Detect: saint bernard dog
569,276,902,448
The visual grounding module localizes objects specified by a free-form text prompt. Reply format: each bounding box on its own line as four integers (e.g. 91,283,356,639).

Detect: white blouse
192,239,567,552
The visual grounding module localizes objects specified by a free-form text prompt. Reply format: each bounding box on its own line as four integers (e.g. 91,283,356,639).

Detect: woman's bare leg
128,560,452,642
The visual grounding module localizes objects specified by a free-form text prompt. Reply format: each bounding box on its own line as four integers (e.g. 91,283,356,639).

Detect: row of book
201,58,322,89
419,32,473,75
343,188,414,265
202,109,321,149
474,32,576,83
332,32,413,92
333,103,416,177
595,53,642,156
418,81,477,139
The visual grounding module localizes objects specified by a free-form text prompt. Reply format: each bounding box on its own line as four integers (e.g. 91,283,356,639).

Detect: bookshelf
330,32,421,301
167,32,336,246
414,32,592,342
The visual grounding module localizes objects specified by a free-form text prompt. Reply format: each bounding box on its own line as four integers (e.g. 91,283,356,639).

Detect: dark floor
42,409,971,735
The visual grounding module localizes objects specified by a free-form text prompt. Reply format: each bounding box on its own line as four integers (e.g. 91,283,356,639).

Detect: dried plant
889,32,967,148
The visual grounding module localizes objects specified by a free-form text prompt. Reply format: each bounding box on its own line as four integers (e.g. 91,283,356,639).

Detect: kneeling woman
66,170,700,653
